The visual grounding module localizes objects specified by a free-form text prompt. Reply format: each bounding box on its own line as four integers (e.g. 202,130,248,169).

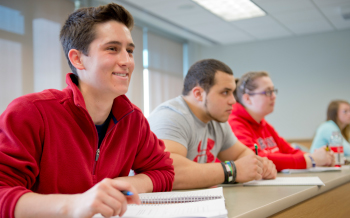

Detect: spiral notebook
138,186,224,204
93,187,227,218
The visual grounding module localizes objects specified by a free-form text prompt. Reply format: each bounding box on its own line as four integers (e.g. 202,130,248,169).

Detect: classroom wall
0,0,73,114
189,29,350,140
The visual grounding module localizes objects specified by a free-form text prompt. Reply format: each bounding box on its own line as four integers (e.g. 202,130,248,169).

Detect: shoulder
315,120,338,134
149,96,192,122
318,120,338,130
0,90,67,125
7,89,69,111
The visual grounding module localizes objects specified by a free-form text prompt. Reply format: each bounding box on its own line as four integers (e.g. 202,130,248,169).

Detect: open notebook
243,177,325,186
281,166,341,174
93,187,227,218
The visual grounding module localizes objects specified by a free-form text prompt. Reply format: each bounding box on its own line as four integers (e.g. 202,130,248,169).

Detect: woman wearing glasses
310,100,350,156
228,71,334,171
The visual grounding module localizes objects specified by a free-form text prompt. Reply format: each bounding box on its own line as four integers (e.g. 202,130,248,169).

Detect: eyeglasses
247,89,278,97
341,109,350,114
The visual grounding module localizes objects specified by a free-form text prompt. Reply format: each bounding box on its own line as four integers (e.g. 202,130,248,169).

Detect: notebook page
92,198,227,218
281,167,341,174
243,177,325,186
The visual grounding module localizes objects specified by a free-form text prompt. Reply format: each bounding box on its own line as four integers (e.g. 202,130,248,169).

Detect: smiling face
77,20,135,99
245,76,276,117
337,103,350,128
202,71,236,123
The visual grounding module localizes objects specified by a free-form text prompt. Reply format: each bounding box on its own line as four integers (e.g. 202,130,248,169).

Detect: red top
228,103,306,171
0,73,174,218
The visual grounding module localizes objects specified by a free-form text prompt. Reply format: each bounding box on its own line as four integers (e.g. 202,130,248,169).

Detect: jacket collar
65,73,134,122
232,103,267,127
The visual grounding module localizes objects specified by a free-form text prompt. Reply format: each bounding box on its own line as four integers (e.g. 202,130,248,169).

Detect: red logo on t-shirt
193,138,215,163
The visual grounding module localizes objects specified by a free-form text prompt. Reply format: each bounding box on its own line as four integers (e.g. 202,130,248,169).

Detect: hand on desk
311,146,335,167
66,178,140,218
235,154,263,183
259,156,277,179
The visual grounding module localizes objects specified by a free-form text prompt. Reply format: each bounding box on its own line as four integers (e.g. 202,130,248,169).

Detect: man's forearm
237,146,255,159
171,153,225,190
15,192,72,218
115,174,153,193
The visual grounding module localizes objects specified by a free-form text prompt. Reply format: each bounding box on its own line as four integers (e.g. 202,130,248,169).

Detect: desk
222,167,350,218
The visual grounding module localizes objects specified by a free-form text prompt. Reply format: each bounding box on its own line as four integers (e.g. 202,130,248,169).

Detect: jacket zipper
92,148,100,175
91,109,135,176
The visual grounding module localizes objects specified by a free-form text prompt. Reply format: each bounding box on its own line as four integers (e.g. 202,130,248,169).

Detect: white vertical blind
0,0,73,115
33,18,62,92
147,32,183,113
126,25,143,111
0,39,22,114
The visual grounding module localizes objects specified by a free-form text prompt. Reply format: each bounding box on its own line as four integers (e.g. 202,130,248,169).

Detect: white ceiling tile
136,0,204,17
313,0,350,7
255,0,314,14
272,9,335,34
219,37,254,45
167,11,222,27
213,32,255,45
195,27,255,45
273,9,326,22
189,21,235,33
125,0,173,7
282,20,334,35
231,16,293,39
317,2,350,29
114,0,350,45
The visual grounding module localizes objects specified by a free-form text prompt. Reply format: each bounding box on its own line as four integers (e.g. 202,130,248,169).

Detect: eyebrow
104,41,135,48
222,87,234,92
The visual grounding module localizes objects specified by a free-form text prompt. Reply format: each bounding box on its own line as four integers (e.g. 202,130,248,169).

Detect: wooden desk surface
221,167,350,218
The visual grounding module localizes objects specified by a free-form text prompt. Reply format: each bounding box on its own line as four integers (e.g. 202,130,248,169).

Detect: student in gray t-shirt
148,59,277,190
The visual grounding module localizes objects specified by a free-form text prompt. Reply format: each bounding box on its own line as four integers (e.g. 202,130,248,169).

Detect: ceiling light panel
192,0,266,21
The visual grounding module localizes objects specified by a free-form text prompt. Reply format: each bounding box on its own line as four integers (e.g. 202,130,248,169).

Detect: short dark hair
60,3,134,75
182,59,233,95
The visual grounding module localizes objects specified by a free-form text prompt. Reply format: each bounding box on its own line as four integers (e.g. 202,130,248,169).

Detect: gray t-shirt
148,96,237,163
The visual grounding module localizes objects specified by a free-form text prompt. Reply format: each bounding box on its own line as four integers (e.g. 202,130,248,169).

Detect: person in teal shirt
311,100,350,156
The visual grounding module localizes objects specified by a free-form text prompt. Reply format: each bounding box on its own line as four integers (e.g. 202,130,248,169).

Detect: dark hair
235,71,269,104
60,3,134,75
182,59,233,95
327,100,350,141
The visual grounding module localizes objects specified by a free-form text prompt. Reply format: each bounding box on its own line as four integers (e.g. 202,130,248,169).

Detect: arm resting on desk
14,178,141,218
164,139,270,189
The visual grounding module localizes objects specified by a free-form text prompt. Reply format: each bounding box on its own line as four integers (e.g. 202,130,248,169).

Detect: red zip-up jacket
0,73,174,218
228,103,306,171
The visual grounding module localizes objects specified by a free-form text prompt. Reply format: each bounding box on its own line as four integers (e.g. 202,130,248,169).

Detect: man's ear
192,86,205,102
242,93,252,106
68,49,85,70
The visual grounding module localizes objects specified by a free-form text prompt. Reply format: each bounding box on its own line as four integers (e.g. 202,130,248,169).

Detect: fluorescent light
192,0,266,21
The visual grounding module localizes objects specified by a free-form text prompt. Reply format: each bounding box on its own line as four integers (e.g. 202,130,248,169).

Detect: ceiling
97,0,350,46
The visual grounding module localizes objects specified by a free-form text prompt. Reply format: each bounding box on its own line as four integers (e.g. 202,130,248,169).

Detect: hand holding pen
325,144,330,151
65,178,140,218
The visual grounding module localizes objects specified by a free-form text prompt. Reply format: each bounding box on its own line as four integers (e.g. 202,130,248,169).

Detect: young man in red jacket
0,3,174,218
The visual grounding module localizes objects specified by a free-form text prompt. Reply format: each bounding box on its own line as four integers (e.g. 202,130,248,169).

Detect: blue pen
121,191,134,196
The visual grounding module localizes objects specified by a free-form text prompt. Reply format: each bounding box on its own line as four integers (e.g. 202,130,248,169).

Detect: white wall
189,29,350,140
